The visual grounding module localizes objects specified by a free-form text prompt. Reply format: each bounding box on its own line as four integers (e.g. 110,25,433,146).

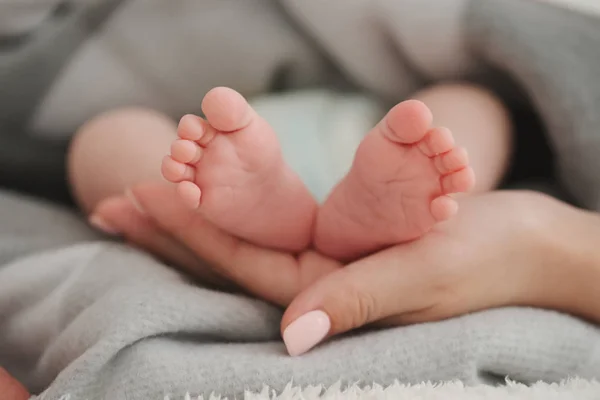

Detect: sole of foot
314,99,475,261
162,87,317,252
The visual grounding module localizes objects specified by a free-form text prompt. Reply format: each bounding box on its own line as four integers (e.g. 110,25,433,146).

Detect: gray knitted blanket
0,0,600,399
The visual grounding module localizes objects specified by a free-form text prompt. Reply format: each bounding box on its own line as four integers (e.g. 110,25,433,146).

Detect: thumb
280,245,435,356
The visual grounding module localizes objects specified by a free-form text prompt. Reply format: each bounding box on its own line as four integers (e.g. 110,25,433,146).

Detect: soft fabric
172,379,600,400
2,0,600,208
0,190,597,400
1,0,600,399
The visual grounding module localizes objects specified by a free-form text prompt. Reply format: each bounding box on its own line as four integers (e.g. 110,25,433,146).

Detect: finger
0,367,29,400
128,183,341,306
281,242,438,356
92,195,232,289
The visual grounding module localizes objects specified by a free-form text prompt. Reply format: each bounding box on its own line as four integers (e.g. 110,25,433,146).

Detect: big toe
379,99,433,144
201,87,253,132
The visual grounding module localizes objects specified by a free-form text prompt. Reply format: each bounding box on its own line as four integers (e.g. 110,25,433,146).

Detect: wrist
534,203,600,322
562,209,600,322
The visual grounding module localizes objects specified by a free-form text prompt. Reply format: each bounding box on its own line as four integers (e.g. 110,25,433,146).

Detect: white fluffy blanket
158,380,600,400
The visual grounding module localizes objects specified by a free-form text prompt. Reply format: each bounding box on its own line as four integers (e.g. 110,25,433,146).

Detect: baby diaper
250,90,385,202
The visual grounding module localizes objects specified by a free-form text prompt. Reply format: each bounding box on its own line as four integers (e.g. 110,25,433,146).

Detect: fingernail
283,310,331,357
125,189,146,215
89,215,120,235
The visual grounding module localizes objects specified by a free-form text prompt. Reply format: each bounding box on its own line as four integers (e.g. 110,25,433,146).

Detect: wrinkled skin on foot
315,99,474,260
161,87,316,252
162,88,473,260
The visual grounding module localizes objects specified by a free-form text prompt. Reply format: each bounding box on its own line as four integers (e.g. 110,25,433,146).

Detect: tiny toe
379,99,433,144
177,181,201,209
171,139,203,164
434,147,469,174
441,167,476,194
161,156,195,182
430,196,458,222
420,127,455,156
202,87,253,132
178,114,206,141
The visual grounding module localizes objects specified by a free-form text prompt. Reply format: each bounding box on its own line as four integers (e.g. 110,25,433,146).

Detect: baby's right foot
314,100,475,261
162,87,316,252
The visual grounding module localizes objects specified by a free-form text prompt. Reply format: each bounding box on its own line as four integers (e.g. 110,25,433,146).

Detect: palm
96,183,341,306
376,190,549,323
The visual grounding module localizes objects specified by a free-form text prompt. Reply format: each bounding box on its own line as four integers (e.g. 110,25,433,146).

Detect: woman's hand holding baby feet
94,185,584,357
89,89,596,358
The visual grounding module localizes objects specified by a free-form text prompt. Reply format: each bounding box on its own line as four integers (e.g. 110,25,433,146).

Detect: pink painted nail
125,189,146,215
89,215,120,235
283,310,331,356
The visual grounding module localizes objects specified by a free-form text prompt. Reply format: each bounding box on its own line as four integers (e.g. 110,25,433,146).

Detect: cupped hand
93,184,342,307
94,184,570,355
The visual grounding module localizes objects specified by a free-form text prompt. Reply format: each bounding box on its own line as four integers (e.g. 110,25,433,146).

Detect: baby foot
314,100,475,261
162,87,316,252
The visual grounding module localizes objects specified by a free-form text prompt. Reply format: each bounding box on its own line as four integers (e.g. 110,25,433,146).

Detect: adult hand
0,367,29,400
93,183,342,307
95,184,591,356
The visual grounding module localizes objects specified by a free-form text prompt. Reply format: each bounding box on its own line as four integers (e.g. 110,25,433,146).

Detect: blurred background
0,0,562,207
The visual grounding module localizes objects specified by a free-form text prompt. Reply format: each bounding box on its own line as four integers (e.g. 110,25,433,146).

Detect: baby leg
412,83,513,192
71,89,317,253
68,108,177,214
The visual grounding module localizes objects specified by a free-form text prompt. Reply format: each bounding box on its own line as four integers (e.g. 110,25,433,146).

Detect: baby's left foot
314,100,475,261
162,87,316,252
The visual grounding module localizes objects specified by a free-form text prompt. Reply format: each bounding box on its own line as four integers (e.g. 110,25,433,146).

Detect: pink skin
162,87,317,252
315,100,474,260
162,88,473,260
0,367,29,400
